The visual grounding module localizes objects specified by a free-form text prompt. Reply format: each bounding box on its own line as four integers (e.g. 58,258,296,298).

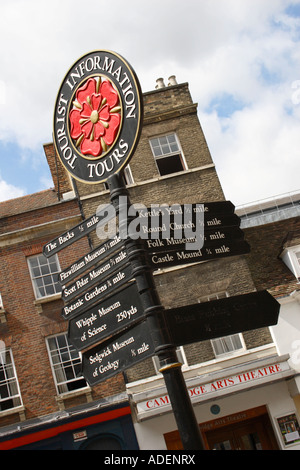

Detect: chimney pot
168,75,177,86
155,78,166,89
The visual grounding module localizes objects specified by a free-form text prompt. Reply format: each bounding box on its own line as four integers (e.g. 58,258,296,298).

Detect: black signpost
43,177,280,450
43,50,281,451
107,174,206,450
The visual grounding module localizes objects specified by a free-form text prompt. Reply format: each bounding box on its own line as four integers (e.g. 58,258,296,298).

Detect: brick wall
0,193,79,235
0,193,128,427
43,143,73,196
244,216,300,297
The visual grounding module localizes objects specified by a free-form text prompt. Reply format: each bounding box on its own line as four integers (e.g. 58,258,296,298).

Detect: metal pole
107,174,205,450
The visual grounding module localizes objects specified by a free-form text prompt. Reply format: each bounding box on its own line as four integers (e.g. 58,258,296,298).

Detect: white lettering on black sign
67,282,144,351
82,321,154,386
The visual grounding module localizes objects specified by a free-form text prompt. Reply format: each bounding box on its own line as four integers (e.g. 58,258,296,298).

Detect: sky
0,0,299,207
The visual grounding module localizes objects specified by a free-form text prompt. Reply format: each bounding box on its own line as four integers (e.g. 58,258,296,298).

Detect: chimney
155,78,166,89
168,75,177,86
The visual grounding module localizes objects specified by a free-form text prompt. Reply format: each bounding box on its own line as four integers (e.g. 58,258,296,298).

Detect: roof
236,190,300,228
0,188,61,219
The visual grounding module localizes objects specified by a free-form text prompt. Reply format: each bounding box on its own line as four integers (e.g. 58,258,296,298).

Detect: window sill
0,405,26,421
0,308,7,324
34,293,62,314
55,387,92,411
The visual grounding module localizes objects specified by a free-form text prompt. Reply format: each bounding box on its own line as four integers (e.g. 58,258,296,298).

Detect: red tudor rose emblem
53,50,143,183
69,77,122,157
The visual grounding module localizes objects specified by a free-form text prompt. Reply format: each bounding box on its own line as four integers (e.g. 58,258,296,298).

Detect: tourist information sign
68,282,143,351
164,290,280,346
53,50,143,184
81,320,155,386
47,50,211,449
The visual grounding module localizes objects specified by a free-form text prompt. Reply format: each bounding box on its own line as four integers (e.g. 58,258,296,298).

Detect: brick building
0,187,138,450
0,76,299,450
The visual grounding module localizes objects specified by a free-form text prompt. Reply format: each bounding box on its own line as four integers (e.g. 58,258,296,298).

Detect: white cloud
200,84,300,204
0,0,299,204
0,178,25,203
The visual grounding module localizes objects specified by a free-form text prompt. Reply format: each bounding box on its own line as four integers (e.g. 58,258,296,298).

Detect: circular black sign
53,50,143,184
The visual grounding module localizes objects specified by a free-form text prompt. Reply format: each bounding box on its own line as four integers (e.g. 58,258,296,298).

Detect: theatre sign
53,50,143,184
134,358,293,420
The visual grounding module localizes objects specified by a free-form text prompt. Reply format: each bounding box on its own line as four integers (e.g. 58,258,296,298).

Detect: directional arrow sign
148,239,250,269
68,282,144,352
62,248,128,302
59,234,123,285
43,204,115,258
137,212,241,241
62,263,133,319
137,201,235,218
164,290,280,346
81,320,155,386
145,226,245,253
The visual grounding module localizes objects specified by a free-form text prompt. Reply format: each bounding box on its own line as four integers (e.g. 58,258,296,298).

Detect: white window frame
28,253,62,299
149,133,187,176
280,245,300,280
123,164,134,185
46,333,88,395
198,291,229,303
211,333,246,358
0,347,23,412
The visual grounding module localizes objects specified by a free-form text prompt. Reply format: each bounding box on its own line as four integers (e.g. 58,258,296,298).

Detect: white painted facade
127,347,299,450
